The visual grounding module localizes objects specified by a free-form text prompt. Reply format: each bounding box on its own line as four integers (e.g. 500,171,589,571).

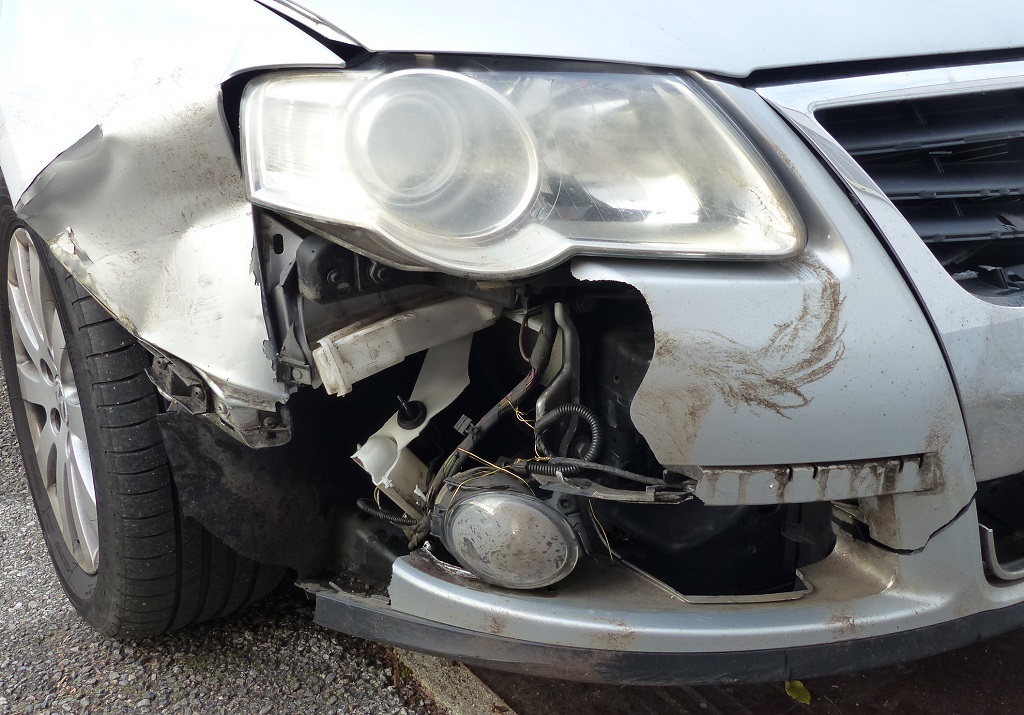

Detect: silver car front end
4,0,1024,684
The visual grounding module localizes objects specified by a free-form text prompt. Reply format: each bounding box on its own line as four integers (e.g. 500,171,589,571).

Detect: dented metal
3,0,1022,683
0,0,344,411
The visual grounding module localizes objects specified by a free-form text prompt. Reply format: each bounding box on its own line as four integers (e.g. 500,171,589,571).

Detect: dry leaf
785,679,812,705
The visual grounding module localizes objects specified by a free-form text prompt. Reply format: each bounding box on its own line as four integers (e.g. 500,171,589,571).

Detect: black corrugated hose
534,402,603,461
356,498,417,526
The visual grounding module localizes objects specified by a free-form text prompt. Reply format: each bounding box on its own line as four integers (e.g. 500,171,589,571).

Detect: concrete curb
395,649,519,715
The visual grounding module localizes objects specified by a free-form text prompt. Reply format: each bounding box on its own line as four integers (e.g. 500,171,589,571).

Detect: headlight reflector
242,63,804,277
346,71,539,239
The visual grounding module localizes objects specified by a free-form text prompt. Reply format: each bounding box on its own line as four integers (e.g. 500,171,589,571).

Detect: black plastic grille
817,90,1024,276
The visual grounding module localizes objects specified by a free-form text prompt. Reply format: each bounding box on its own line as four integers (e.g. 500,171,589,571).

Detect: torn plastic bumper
686,455,936,506
304,72,1005,673
313,564,1024,685
311,501,1024,684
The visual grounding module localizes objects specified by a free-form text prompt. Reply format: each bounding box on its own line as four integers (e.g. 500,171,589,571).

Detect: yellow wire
454,447,525,482
446,469,498,512
506,398,534,429
588,501,614,559
442,465,539,532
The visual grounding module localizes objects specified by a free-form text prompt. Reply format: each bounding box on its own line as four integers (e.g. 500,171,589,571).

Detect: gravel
0,366,431,715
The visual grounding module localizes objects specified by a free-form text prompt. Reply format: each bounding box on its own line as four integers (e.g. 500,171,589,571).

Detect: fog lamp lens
443,492,579,589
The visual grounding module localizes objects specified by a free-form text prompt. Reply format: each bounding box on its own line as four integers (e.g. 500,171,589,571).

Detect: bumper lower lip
309,501,1024,682
313,583,1024,685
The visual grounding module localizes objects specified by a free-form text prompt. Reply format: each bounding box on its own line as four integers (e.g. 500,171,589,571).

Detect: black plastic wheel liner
158,405,408,578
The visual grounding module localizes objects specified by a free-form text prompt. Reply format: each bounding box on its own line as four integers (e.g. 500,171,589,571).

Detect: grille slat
875,163,1024,201
818,89,1024,279
831,112,1024,156
901,203,1024,242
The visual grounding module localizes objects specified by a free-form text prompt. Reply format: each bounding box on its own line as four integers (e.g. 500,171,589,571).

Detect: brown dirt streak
660,255,846,433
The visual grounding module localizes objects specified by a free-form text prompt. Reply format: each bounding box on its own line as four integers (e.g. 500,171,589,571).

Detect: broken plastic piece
313,295,499,396
352,337,474,516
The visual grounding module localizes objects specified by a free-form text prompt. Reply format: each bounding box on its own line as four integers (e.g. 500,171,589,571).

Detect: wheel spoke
49,306,66,363
12,239,44,343
65,391,87,443
16,360,53,408
69,433,96,503
26,242,48,345
67,435,99,571
8,284,45,365
51,430,76,550
34,418,58,489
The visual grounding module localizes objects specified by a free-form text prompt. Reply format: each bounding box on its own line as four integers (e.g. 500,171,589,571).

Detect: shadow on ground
475,628,1020,715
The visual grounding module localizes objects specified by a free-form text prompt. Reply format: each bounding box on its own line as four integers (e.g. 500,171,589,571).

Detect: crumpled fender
0,0,343,405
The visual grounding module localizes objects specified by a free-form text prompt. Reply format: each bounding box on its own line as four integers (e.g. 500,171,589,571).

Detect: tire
0,184,284,638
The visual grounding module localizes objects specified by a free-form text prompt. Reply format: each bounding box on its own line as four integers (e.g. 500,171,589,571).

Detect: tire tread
0,196,283,639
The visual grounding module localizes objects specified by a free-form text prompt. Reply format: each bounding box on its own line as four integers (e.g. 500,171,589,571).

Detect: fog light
436,486,579,590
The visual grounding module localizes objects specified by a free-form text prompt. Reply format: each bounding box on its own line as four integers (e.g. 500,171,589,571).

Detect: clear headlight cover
241,64,804,278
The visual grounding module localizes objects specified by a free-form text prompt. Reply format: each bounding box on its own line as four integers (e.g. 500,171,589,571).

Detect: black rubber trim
314,588,1024,685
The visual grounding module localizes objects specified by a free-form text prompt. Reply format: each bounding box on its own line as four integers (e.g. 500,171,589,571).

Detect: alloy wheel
7,227,98,573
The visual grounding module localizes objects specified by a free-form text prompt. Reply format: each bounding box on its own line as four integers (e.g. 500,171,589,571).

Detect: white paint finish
294,0,1024,77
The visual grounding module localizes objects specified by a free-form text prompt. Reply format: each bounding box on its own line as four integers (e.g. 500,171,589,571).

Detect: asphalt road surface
477,632,1024,715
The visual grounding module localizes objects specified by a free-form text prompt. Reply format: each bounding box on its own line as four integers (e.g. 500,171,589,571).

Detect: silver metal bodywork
0,0,343,406
2,0,1023,669
275,0,1024,78
760,61,1024,482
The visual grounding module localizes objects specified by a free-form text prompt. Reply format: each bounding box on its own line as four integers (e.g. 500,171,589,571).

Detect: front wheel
0,195,283,638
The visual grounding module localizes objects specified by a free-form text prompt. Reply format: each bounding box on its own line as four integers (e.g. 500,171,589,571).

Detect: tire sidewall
0,209,127,634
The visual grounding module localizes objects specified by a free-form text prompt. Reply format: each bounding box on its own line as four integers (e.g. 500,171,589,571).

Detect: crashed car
4,0,1024,685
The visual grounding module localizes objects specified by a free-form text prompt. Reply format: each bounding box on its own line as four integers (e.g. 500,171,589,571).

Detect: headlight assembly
241,61,805,278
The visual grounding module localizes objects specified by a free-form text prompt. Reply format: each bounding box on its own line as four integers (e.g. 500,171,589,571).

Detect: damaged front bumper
301,95,997,678
302,69,1024,683
311,518,1010,684
8,10,1024,679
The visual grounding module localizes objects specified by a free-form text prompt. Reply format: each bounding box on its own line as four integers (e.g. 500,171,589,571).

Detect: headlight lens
346,71,539,240
242,62,804,277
